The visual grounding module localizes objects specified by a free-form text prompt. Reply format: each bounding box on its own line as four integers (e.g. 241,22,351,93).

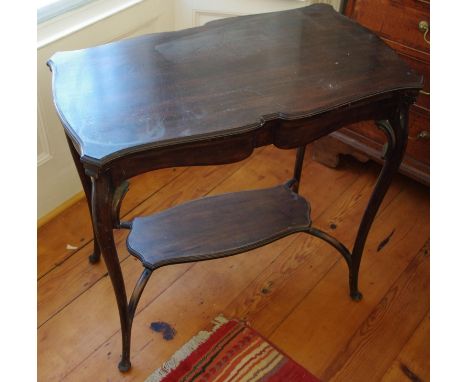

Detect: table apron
86,95,401,183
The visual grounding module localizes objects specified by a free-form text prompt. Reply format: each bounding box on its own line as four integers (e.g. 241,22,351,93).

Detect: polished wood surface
48,4,421,166
37,148,430,381
128,184,311,269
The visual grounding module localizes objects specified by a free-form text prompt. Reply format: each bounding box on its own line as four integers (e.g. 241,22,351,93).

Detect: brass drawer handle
418,20,430,44
417,130,429,140
410,130,430,141
420,90,430,96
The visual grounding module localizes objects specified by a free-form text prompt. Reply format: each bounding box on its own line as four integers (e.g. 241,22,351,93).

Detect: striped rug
146,316,320,382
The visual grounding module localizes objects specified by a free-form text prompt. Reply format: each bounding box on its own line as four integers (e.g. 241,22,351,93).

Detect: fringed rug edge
145,315,229,382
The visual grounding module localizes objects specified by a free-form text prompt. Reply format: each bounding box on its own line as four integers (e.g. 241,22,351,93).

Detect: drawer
383,39,429,111
398,51,430,111
406,107,429,165
346,0,430,53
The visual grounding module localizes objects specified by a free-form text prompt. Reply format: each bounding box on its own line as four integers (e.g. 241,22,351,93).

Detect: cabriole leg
91,174,132,371
66,136,101,264
349,103,409,301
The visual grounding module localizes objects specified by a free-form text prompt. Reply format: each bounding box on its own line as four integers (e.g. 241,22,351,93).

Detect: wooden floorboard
37,147,430,381
37,150,261,327
269,181,429,380
381,312,430,382
322,242,430,381
38,167,186,279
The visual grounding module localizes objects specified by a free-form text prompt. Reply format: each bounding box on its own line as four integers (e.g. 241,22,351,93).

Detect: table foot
350,290,363,301
88,251,101,264
118,359,131,372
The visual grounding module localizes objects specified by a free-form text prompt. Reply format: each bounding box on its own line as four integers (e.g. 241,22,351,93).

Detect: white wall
37,0,174,219
37,0,342,220
174,0,341,30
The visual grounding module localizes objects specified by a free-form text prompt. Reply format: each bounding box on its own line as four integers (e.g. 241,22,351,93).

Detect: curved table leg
308,227,351,268
348,103,409,301
128,268,153,335
91,174,132,371
66,136,101,264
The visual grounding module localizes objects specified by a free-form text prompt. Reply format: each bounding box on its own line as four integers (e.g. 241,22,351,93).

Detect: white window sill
37,0,144,49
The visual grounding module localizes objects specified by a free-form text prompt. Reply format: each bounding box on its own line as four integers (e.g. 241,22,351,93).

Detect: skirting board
37,191,85,228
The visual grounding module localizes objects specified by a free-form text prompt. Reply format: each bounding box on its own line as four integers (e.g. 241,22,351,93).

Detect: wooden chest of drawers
312,0,430,184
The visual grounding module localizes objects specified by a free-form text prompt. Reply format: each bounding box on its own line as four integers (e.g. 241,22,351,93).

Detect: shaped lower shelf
126,184,312,269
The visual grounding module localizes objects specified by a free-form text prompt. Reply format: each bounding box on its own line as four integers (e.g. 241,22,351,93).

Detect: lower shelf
127,184,311,269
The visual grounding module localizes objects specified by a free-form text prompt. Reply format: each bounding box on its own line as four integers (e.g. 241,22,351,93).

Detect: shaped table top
48,4,422,166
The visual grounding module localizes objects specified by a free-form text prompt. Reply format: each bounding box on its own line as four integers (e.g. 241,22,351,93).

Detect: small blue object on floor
150,322,176,341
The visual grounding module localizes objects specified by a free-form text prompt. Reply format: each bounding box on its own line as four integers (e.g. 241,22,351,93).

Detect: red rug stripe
154,317,321,382
163,320,239,381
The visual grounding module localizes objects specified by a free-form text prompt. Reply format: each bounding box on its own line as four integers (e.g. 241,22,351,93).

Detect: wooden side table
48,4,422,372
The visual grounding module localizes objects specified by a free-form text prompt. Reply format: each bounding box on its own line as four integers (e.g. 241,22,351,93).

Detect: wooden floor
38,146,430,382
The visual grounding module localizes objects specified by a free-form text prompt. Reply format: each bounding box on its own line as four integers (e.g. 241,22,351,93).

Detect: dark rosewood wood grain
48,4,421,170
48,4,422,373
127,185,311,270
102,92,402,181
